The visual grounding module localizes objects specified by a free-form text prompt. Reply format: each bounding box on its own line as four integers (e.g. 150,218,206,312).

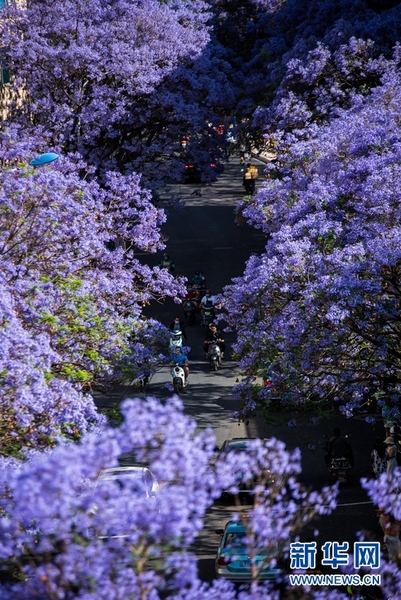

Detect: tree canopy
2,0,401,597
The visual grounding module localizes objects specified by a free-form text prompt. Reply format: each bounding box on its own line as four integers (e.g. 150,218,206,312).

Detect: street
94,157,384,586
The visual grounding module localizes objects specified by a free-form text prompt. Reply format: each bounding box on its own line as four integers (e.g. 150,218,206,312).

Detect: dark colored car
215,438,275,498
183,161,221,183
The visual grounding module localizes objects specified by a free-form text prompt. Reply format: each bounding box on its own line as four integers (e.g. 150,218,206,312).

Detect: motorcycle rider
171,347,189,380
200,290,216,326
325,427,353,466
200,289,217,311
190,271,206,287
169,316,187,340
203,323,226,359
158,253,175,272
184,282,200,310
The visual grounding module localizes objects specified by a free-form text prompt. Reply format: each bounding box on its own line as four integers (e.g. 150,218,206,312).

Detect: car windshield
224,441,250,452
97,469,156,497
225,532,246,548
224,529,279,558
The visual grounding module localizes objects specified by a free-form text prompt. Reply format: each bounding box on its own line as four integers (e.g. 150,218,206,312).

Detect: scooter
171,364,188,395
206,341,221,371
321,434,353,484
183,300,196,325
328,457,352,483
201,304,215,328
169,331,183,351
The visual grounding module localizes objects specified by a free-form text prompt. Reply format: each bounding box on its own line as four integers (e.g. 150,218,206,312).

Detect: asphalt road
94,157,387,588
140,158,268,448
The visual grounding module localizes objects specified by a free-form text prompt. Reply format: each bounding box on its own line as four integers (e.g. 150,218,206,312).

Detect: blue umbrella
30,152,59,166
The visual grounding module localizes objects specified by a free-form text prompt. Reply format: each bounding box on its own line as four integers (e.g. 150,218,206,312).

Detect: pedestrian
242,163,258,195
390,421,401,446
378,510,401,561
382,400,394,438
371,437,386,478
384,436,398,475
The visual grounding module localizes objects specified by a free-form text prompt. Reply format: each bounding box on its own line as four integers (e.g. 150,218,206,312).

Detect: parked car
97,466,159,499
215,438,275,498
92,466,160,538
183,161,221,183
215,520,285,582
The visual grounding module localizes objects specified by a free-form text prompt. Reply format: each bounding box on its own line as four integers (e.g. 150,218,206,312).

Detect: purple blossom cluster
225,63,401,418
0,0,234,186
0,397,339,599
0,129,183,454
3,0,401,597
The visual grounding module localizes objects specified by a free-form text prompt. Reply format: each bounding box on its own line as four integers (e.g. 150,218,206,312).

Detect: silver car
93,466,159,538
97,466,159,499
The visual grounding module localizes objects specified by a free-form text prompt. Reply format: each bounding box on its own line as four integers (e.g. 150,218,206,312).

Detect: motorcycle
190,272,206,302
321,434,353,483
328,456,352,483
183,299,197,325
206,341,221,371
169,330,183,351
171,364,188,395
201,301,215,328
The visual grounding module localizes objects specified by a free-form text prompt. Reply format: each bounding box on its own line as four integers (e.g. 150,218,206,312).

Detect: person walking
243,163,257,195
378,511,401,561
325,427,353,466
384,436,398,475
371,438,386,478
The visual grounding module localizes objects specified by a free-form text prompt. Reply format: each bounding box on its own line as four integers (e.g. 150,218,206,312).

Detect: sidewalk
251,148,276,164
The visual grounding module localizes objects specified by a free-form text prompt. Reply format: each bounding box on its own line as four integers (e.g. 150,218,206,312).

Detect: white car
97,466,159,499
93,466,160,538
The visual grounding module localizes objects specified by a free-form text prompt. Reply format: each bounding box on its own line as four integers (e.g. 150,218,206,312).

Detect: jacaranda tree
0,127,183,456
0,396,340,600
0,0,235,186
224,55,401,420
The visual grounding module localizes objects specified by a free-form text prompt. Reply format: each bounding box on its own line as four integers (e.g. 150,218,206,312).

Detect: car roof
224,437,268,443
224,521,247,534
100,467,150,478
222,438,269,450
